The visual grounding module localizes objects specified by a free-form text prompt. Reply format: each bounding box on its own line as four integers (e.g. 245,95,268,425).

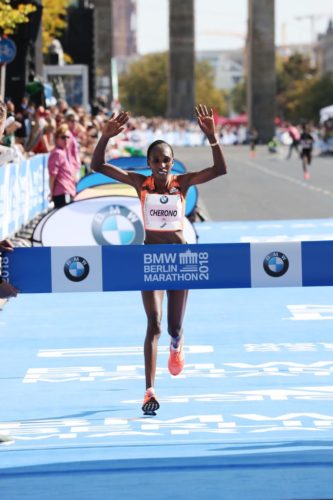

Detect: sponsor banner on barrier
39,196,145,247
302,241,333,287
3,247,52,293
4,243,251,293
33,196,197,246
102,243,251,291
0,163,8,240
4,241,333,293
7,161,20,236
0,154,49,239
51,246,103,293
250,241,302,287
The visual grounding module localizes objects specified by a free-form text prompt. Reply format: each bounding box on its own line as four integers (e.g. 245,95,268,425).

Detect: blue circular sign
0,38,17,64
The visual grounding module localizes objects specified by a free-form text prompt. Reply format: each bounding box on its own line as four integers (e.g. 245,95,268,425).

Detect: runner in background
286,123,300,159
299,124,315,180
248,128,258,158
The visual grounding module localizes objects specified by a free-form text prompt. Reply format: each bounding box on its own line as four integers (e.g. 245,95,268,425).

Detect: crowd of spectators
0,97,212,170
1,96,332,171
0,98,108,170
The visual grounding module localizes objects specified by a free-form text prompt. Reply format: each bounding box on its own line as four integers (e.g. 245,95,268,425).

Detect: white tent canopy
320,105,333,123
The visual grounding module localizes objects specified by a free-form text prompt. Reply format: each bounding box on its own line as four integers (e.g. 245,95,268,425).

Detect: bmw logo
64,256,90,282
160,195,168,204
263,251,289,277
92,204,144,245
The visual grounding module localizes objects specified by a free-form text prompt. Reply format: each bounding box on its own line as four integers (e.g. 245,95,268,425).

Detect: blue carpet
1,219,333,499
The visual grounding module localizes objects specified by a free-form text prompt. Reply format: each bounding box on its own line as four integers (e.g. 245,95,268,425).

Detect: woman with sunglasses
91,104,227,415
48,124,77,208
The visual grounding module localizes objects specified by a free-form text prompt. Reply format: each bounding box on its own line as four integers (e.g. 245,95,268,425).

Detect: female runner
91,105,227,414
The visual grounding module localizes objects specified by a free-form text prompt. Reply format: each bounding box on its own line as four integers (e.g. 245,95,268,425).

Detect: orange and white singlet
140,175,185,232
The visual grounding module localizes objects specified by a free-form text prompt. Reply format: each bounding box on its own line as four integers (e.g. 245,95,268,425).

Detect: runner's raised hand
195,104,216,137
101,111,130,139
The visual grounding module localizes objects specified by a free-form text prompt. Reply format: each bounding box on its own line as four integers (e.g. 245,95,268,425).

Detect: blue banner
4,241,333,294
102,243,251,291
302,241,333,286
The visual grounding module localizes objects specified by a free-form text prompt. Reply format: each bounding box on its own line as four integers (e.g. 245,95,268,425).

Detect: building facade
93,0,137,100
196,50,244,91
316,20,333,75
112,0,137,57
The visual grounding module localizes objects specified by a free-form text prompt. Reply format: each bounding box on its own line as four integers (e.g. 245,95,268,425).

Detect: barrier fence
2,240,333,293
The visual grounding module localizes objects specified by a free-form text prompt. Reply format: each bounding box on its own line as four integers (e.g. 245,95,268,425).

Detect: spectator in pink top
65,113,81,173
48,124,77,208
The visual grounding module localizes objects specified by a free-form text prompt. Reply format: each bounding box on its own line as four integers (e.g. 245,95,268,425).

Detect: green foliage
119,53,168,117
276,53,314,93
276,53,333,122
0,0,70,55
119,52,228,117
229,79,246,114
276,53,314,120
0,0,36,35
281,73,333,122
42,0,70,53
195,60,228,115
228,53,333,123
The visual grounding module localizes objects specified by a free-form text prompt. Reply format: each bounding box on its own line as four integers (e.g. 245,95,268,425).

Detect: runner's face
148,144,174,180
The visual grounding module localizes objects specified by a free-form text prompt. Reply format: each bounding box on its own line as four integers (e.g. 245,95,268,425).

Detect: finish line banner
2,241,333,293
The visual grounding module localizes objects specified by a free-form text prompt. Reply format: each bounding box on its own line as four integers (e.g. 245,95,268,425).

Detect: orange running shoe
142,388,159,415
168,337,185,376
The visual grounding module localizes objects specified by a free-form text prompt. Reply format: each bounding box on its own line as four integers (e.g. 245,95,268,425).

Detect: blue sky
136,0,333,53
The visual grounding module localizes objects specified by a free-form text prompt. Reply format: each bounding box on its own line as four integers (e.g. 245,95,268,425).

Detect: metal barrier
0,154,49,240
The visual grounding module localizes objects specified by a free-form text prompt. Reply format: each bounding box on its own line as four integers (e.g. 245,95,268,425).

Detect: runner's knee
146,313,162,336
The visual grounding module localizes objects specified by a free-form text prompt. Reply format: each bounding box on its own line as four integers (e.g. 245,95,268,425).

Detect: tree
119,52,228,117
0,0,70,54
281,73,333,123
276,53,315,121
42,0,70,54
209,52,333,123
195,60,228,116
229,79,246,114
275,53,333,122
119,53,168,117
277,53,313,92
0,0,36,35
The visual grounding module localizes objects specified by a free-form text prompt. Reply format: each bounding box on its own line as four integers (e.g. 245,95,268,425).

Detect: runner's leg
167,289,189,345
141,290,164,389
167,289,189,375
302,152,310,179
